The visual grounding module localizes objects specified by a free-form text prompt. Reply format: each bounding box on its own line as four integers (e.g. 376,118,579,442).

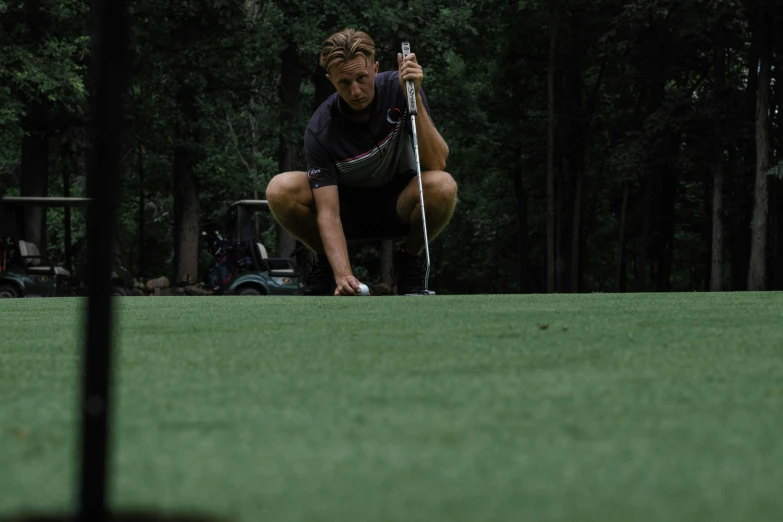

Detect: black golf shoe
392,247,426,295
302,254,335,296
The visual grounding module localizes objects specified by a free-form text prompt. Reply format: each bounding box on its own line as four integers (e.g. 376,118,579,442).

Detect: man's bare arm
398,52,449,171
412,92,449,171
312,185,362,295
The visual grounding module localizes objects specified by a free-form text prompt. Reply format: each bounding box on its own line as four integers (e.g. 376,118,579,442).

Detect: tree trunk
637,71,668,292
570,167,583,293
546,0,559,293
557,54,577,295
567,60,604,294
616,92,644,293
172,84,200,284
701,170,713,290
656,166,677,292
710,160,725,290
511,151,530,293
652,116,680,292
747,18,772,291
710,29,726,291
771,52,783,290
277,41,301,258
248,100,261,237
173,145,200,284
555,159,566,292
772,179,782,290
732,16,760,290
19,0,49,252
581,155,605,292
560,28,603,294
137,146,146,278
20,102,49,252
62,141,73,274
637,172,654,291
615,181,629,293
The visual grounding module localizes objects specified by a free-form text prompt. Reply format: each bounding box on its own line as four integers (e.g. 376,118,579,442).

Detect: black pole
78,0,129,520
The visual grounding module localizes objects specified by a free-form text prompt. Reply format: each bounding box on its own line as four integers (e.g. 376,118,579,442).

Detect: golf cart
202,199,299,296
0,196,134,298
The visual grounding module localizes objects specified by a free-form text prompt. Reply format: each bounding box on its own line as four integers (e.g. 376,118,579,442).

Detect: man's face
327,55,379,112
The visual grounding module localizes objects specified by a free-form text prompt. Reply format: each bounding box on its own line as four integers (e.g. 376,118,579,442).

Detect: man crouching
266,28,457,296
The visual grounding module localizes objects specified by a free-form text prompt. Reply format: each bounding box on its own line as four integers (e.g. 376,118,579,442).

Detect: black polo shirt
304,71,432,189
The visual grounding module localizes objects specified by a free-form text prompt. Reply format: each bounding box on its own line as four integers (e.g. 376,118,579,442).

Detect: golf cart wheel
0,284,19,298
238,286,263,296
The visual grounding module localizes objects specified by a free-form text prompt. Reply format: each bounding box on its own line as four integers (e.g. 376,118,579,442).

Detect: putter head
405,289,436,296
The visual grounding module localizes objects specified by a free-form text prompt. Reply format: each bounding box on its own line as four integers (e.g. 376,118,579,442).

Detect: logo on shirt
307,168,321,180
386,107,402,124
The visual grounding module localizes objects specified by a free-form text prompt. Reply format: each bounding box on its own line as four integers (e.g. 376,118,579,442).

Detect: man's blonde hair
319,29,375,73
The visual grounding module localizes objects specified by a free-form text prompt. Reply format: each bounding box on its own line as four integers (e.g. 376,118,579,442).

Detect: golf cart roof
1,197,93,239
225,200,272,243
230,199,269,209
0,197,92,207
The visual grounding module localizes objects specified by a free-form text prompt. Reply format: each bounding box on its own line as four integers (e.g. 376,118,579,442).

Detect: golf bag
202,229,251,291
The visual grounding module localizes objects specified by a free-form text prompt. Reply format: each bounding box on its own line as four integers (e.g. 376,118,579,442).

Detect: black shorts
338,171,416,239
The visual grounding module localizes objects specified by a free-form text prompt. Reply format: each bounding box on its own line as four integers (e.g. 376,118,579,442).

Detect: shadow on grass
0,513,233,522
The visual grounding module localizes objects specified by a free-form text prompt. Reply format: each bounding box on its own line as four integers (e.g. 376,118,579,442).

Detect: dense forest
1,0,781,294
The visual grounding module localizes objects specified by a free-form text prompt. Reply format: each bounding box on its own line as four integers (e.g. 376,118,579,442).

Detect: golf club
401,41,435,296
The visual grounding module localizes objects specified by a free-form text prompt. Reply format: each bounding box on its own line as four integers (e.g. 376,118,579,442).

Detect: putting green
1,293,782,521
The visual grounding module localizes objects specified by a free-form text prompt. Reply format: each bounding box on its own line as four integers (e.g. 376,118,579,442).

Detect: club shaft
409,112,431,291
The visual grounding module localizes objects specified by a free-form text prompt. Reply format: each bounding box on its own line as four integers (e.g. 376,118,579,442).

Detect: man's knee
266,171,310,212
424,170,458,205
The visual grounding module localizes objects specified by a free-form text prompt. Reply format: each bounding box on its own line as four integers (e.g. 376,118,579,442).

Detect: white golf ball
358,284,370,296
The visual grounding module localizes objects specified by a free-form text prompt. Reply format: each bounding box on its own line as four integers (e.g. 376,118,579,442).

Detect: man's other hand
335,275,364,296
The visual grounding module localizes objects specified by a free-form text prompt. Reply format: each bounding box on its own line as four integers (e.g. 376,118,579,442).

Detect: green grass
1,292,783,521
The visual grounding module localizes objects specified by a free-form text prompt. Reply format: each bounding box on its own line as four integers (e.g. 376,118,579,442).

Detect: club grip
401,42,417,116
